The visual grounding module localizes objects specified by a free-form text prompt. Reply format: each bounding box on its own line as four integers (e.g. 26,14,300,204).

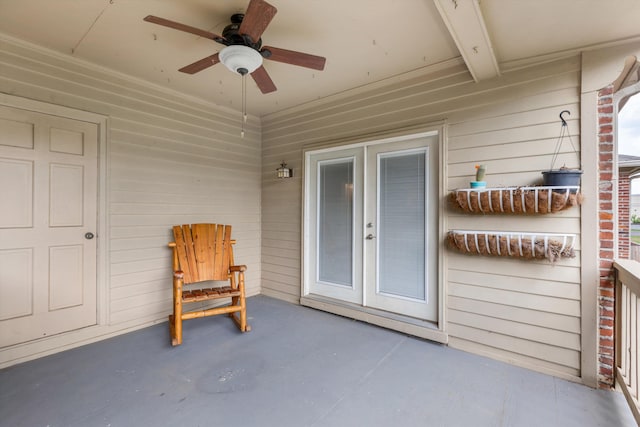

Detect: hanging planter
447,230,576,263
450,186,583,214
542,110,582,187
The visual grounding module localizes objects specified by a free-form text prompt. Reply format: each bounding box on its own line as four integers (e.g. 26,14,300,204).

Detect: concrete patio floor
0,296,635,426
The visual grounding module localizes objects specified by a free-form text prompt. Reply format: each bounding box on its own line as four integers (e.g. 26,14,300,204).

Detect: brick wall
597,85,615,388
619,170,631,259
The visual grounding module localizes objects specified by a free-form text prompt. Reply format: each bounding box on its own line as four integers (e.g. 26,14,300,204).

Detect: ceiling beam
433,0,500,82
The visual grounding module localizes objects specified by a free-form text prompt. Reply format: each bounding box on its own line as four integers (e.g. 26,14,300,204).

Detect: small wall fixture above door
276,162,293,179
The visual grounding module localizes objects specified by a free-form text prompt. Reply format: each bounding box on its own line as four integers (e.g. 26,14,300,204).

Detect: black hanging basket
543,110,582,187
541,168,583,187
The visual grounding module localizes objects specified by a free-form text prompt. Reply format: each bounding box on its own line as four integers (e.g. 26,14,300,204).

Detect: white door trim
0,93,110,327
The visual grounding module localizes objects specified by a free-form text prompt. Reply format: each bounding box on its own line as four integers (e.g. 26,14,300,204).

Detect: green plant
632,211,640,224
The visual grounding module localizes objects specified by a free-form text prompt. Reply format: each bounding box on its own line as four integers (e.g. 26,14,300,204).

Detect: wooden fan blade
251,66,277,94
239,0,277,44
178,53,220,74
262,46,326,71
144,15,224,42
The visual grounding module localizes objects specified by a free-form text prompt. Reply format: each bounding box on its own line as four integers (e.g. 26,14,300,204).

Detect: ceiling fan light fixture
219,45,263,75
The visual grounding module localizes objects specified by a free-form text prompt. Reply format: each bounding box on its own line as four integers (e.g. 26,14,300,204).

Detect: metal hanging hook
559,110,570,127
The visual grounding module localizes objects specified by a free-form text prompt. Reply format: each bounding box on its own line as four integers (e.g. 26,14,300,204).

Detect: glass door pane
318,160,354,286
378,152,425,300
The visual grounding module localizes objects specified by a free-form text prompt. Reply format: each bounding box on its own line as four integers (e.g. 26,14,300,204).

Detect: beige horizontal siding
262,54,582,378
0,35,262,350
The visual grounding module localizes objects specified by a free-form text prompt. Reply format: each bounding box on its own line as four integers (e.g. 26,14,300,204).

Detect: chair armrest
229,265,247,273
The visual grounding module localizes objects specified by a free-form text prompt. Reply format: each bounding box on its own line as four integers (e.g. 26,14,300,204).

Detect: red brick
599,365,613,377
599,116,613,124
599,212,614,220
600,260,613,270
600,145,614,154
599,290,615,300
599,276,614,285
598,105,614,114
599,134,614,143
600,250,614,259
600,328,613,338
598,95,613,105
598,286,615,300
599,86,614,96
599,356,614,366
599,270,614,278
601,240,614,249
600,231,614,240
600,318,614,328
599,338,613,348
599,221,613,230
599,125,614,134
599,300,614,311
599,286,614,295
599,346,614,357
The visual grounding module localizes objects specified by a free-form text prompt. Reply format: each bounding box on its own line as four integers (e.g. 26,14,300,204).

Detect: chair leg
229,271,250,332
171,272,184,346
238,271,249,332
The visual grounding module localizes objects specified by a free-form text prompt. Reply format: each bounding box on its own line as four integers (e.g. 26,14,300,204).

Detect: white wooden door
364,137,439,321
306,147,364,303
0,105,98,347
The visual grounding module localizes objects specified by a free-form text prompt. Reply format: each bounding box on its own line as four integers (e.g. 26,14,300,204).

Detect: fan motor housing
222,14,262,49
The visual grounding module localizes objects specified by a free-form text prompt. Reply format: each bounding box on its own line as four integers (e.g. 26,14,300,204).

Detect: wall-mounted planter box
450,186,582,214
447,230,576,262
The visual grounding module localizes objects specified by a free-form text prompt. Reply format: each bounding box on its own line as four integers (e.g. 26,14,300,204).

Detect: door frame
0,93,110,327
301,124,448,343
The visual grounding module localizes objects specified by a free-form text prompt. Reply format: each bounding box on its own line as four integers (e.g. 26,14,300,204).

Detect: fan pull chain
241,72,247,138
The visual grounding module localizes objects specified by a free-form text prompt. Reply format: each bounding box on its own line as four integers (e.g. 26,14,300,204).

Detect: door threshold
300,295,448,344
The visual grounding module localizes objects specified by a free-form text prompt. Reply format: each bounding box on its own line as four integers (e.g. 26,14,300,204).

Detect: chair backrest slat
172,225,194,283
213,225,224,276
182,225,199,282
222,225,232,275
192,224,211,280
172,224,232,284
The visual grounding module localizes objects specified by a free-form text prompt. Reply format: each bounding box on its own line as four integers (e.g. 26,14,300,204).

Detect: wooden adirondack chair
168,224,250,346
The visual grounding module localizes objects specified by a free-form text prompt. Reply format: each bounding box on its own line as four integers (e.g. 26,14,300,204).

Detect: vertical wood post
172,271,184,346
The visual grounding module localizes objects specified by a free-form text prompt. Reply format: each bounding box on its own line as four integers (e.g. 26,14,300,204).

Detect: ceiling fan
144,0,326,94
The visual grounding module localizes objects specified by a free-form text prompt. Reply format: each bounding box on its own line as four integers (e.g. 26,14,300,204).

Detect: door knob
365,234,376,240
85,232,95,240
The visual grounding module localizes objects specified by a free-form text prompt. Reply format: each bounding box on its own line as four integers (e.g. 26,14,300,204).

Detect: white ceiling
1,0,640,117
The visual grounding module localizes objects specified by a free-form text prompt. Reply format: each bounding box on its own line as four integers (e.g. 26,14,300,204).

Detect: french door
304,133,439,322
